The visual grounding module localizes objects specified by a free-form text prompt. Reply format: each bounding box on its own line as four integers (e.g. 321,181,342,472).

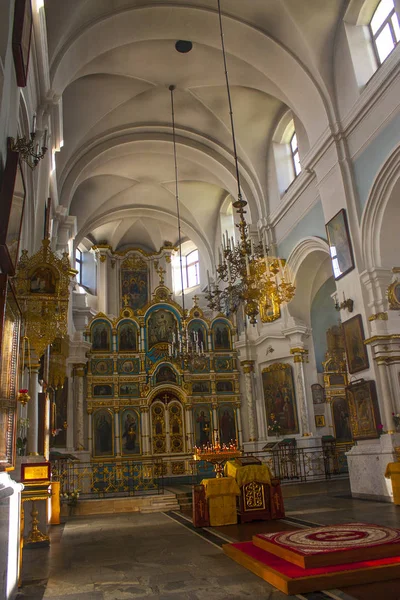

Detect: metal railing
51,458,164,499
244,443,353,483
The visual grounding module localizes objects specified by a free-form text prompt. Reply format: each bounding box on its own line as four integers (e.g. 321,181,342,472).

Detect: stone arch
361,144,400,271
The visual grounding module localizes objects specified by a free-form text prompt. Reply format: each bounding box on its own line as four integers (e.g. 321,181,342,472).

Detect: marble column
27,364,41,455
212,403,218,444
376,359,396,433
290,349,313,436
87,409,93,457
185,404,193,451
74,363,85,450
240,360,257,441
66,367,74,451
235,404,243,447
114,408,121,456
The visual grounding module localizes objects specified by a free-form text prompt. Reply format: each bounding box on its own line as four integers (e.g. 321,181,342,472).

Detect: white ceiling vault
45,0,345,267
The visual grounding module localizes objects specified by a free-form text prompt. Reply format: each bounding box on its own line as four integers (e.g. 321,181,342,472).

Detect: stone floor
16,480,400,600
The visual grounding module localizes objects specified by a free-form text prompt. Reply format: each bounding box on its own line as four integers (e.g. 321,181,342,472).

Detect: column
140,406,150,454
27,364,41,455
235,404,243,447
165,406,171,453
241,360,257,441
376,359,396,433
96,252,108,314
290,348,313,436
185,404,193,451
87,409,93,457
74,363,85,450
114,408,121,456
66,366,74,451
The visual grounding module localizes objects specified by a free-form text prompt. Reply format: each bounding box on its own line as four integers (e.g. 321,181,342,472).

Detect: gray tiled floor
17,482,400,600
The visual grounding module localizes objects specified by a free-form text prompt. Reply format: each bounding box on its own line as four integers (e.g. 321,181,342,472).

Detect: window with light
290,132,301,177
75,248,83,285
172,248,200,292
370,0,400,65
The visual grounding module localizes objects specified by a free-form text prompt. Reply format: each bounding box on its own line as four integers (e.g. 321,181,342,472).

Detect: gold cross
163,394,169,403
155,265,166,285
122,294,130,307
192,295,199,307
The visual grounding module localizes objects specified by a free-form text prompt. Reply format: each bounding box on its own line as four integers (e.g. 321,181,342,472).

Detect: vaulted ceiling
45,0,345,267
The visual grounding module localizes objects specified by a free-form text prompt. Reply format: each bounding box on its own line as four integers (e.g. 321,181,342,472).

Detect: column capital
240,360,255,373
290,347,309,363
73,363,86,377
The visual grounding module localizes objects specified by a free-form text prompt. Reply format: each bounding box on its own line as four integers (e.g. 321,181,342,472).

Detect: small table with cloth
199,477,240,526
225,459,285,522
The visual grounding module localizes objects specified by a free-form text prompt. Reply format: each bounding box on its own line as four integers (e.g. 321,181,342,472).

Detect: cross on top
163,394,169,403
155,265,166,285
122,294,130,307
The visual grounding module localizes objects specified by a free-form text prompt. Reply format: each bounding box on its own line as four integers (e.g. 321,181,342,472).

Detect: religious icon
119,383,139,397
29,266,56,294
325,209,355,280
188,321,207,351
91,321,111,352
331,397,352,442
342,315,369,374
147,309,177,349
194,407,211,447
120,263,149,311
155,365,177,384
118,322,137,351
218,405,236,445
314,414,325,428
346,380,381,440
93,410,113,456
212,321,231,350
93,384,113,397
262,364,299,435
192,381,211,395
121,410,140,454
311,383,325,404
216,380,234,393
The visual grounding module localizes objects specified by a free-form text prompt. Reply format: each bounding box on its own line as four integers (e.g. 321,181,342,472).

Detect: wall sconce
10,114,48,169
335,293,354,313
266,345,274,355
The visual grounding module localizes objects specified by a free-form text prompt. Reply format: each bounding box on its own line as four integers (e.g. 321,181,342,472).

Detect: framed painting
117,321,138,352
92,383,113,397
331,396,353,443
0,276,21,471
326,209,355,280
212,321,232,350
311,383,325,404
93,409,114,457
120,260,149,311
346,380,381,441
147,309,177,350
119,383,139,397
194,406,212,447
12,0,33,87
387,280,400,310
0,146,26,275
216,380,234,393
192,381,211,395
262,363,299,435
155,365,177,384
121,409,140,455
315,414,325,428
188,320,207,351
260,293,281,323
218,405,237,445
342,314,369,374
91,320,112,352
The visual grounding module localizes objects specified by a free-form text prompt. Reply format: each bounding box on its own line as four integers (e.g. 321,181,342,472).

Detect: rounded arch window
172,240,200,293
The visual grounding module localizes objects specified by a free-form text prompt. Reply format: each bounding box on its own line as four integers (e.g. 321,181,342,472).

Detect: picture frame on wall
0,145,26,275
346,379,381,441
315,415,325,428
325,209,355,280
12,0,33,87
342,314,369,374
0,275,22,471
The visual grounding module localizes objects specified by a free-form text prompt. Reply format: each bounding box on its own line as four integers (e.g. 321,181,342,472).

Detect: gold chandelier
206,1,295,324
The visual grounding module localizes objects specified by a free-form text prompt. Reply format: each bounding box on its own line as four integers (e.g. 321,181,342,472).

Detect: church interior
1,0,400,599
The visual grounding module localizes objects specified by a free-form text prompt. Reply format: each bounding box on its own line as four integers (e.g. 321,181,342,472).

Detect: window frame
75,248,83,285
370,1,400,65
290,131,301,178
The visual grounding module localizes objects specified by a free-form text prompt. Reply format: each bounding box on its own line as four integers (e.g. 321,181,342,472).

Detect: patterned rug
254,522,400,568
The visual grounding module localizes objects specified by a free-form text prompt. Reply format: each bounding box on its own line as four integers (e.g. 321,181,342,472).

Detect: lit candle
32,114,36,134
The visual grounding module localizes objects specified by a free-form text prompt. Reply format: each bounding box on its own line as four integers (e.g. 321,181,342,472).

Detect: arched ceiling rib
44,0,344,267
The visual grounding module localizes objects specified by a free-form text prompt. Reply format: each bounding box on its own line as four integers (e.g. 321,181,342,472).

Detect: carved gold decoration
121,255,147,270
260,292,281,323
241,360,255,373
14,239,75,357
368,312,388,321
49,336,69,389
243,481,265,511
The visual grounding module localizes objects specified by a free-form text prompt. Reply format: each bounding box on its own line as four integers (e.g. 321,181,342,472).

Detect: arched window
172,242,200,293
290,132,301,177
75,248,83,285
370,0,400,65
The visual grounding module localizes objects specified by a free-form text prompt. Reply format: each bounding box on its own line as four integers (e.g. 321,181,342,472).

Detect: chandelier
10,114,48,169
168,85,204,367
206,0,295,324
